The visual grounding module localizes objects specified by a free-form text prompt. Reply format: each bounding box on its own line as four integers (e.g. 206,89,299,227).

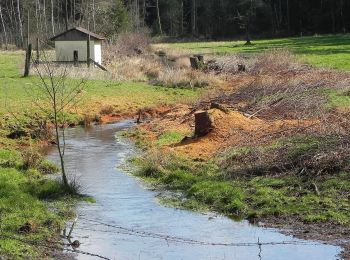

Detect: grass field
0,148,80,258
0,51,200,258
155,34,350,70
0,51,199,118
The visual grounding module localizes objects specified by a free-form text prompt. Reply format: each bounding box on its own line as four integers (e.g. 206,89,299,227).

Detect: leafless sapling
26,52,86,188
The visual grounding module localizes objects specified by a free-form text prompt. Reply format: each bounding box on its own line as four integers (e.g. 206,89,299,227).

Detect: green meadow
157,34,350,70
0,51,198,117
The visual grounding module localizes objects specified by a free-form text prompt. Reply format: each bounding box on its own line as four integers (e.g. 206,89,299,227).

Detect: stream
47,121,341,260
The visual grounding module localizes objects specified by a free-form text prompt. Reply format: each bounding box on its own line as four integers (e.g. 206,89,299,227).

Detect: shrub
250,50,300,74
219,135,350,178
103,32,151,63
99,105,115,115
22,150,42,170
37,160,59,175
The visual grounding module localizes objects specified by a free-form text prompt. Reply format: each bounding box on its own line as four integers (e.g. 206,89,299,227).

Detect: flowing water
47,121,341,260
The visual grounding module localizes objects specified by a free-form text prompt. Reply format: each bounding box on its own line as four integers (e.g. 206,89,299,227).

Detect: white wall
94,43,102,65
55,40,95,62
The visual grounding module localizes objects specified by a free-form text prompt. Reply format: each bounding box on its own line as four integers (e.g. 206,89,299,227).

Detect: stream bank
47,121,342,260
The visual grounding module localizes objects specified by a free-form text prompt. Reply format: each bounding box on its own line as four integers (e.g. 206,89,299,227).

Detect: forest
1,0,350,48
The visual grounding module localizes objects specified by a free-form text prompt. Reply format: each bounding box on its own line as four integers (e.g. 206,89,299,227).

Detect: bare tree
0,5,8,49
16,0,23,46
26,53,86,187
191,0,196,36
65,0,69,30
156,0,162,34
92,0,96,31
51,0,55,35
235,0,256,45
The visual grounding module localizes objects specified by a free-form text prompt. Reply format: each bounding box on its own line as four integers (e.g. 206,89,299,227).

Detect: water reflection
47,121,341,260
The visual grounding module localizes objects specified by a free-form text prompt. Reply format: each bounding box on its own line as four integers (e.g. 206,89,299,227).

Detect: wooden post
24,43,32,77
36,38,40,62
87,34,91,68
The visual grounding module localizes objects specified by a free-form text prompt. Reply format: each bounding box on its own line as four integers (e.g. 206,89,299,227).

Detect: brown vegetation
136,51,350,178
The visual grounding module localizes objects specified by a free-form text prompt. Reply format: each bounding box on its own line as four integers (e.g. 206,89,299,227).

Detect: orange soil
139,104,316,159
100,114,128,124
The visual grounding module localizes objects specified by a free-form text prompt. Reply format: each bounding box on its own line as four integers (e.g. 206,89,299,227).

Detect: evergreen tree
110,0,131,34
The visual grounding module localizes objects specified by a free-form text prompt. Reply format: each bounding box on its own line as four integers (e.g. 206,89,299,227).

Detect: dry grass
106,55,162,81
150,43,195,57
136,50,350,179
249,50,302,74
103,45,221,88
152,67,221,88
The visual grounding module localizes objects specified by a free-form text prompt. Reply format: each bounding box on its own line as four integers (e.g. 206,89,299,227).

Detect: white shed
50,27,105,65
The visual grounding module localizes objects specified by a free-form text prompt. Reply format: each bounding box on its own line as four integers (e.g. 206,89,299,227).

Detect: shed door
73,51,78,63
94,44,102,65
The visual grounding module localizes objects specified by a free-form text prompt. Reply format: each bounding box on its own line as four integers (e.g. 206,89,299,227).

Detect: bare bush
250,50,302,74
220,134,350,178
22,150,42,170
103,32,151,64
211,54,253,74
107,55,163,81
153,67,220,88
99,104,114,115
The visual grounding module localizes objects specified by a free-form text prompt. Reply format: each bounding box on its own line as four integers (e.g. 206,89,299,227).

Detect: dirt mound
140,104,315,158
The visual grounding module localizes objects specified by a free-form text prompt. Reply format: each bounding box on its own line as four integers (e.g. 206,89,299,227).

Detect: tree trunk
35,0,39,34
156,0,162,34
53,103,69,187
286,0,290,33
0,5,8,50
194,111,213,137
51,0,55,35
65,0,69,31
245,0,253,45
26,9,29,47
92,0,96,31
180,0,184,35
43,0,48,34
16,0,23,47
191,0,196,36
